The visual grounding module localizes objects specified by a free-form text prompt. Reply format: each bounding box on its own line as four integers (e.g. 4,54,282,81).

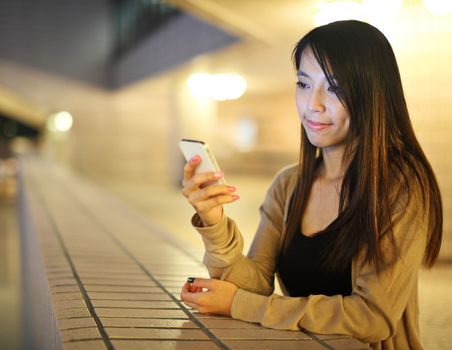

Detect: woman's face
295,49,350,152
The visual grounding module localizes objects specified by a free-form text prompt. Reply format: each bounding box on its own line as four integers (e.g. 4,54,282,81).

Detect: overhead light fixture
47,111,73,133
187,73,247,101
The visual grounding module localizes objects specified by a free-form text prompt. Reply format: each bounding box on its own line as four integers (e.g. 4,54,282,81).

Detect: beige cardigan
193,164,428,349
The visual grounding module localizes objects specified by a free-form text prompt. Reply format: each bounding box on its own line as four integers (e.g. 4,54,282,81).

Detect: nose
308,88,326,113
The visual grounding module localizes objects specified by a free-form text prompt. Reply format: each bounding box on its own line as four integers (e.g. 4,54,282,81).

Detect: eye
327,85,342,94
296,81,309,89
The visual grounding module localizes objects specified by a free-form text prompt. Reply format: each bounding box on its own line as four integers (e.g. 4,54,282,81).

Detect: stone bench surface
19,156,369,350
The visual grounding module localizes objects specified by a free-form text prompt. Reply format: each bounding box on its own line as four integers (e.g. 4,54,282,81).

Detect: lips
306,119,332,131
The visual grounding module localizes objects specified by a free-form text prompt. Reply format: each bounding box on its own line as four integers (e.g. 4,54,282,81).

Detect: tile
46,266,72,274
45,263,72,269
47,272,74,279
88,292,172,301
158,281,186,288
324,338,370,349
80,279,156,287
56,307,91,319
189,311,229,320
52,285,81,293
157,277,202,285
91,300,179,309
95,308,188,319
101,318,198,328
59,317,97,330
75,265,141,273
85,285,163,293
61,328,101,342
224,340,325,350
112,340,219,350
63,339,107,350
43,257,68,265
165,286,185,294
212,328,312,340
48,278,78,287
54,299,87,310
52,292,84,301
78,273,150,280
106,327,209,340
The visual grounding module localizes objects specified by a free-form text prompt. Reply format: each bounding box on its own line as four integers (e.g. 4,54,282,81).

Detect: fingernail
213,172,223,179
191,155,200,162
232,195,240,200
187,277,195,283
228,186,236,192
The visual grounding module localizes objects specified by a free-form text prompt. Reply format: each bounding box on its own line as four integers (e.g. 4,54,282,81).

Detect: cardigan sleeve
230,189,429,344
192,165,295,293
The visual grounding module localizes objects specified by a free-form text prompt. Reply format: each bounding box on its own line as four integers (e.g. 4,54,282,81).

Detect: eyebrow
297,70,337,83
297,70,309,78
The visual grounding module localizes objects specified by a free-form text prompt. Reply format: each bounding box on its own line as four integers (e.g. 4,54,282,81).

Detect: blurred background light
47,111,73,133
363,0,404,21
235,117,258,152
187,73,247,101
314,1,366,26
423,0,452,16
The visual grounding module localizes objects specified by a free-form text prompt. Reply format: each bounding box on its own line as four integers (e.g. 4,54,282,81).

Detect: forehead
298,47,335,79
298,49,325,76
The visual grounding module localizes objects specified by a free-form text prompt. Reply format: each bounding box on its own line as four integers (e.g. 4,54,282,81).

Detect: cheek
340,116,351,138
295,90,305,119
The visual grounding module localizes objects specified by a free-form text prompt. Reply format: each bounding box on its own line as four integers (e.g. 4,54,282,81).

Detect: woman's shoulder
388,161,425,213
266,163,299,199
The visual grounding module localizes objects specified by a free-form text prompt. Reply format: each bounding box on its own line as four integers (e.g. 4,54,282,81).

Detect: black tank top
277,223,352,297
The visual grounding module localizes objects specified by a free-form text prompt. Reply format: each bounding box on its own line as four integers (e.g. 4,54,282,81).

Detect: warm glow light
363,0,403,21
187,73,247,101
423,0,452,16
47,111,73,133
314,1,366,26
236,117,258,152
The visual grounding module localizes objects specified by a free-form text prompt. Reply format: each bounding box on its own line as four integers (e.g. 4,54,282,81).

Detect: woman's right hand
182,155,240,227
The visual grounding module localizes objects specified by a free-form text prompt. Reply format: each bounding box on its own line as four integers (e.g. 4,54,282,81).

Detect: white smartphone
179,138,226,185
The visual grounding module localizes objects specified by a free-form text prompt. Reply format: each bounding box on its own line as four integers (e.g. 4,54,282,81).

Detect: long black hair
285,20,442,272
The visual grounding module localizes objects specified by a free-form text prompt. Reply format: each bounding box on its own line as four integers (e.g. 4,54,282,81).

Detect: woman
180,20,442,349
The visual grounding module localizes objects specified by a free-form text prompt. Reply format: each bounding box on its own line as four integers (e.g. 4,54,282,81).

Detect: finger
186,277,202,293
181,288,201,304
184,171,224,192
189,184,236,202
189,285,203,293
192,194,240,213
182,300,200,311
180,282,190,299
191,278,216,291
183,155,201,183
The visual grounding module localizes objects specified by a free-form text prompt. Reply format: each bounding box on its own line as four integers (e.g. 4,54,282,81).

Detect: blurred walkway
0,159,22,350
100,175,452,350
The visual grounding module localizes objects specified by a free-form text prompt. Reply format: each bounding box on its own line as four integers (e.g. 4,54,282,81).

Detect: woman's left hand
180,278,238,316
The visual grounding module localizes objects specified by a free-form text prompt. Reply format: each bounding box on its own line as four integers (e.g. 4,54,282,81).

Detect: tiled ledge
18,156,369,350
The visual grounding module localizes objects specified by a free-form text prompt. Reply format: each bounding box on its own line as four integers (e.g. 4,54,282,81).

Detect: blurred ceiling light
363,0,403,20
314,1,366,26
47,111,73,133
187,73,247,101
423,0,452,16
